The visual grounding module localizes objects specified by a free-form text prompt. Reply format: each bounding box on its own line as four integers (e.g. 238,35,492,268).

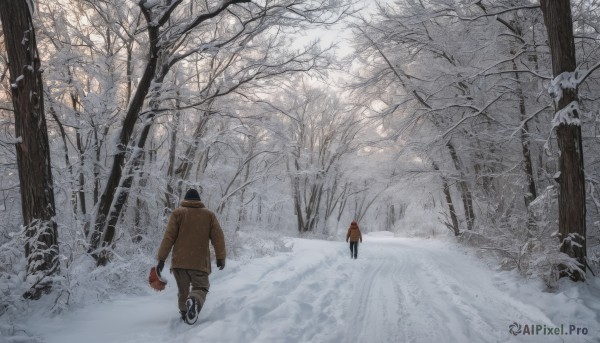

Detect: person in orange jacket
346,220,362,259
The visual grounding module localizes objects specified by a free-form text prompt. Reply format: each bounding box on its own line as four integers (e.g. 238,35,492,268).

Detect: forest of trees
0,0,599,308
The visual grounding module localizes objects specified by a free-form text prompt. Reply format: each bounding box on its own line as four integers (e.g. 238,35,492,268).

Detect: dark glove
157,260,165,274
216,259,225,270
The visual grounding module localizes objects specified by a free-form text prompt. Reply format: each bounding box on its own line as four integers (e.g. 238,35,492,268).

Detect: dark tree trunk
433,162,459,236
512,61,538,208
165,98,182,210
512,59,538,234
446,141,475,230
540,0,587,281
0,1,60,299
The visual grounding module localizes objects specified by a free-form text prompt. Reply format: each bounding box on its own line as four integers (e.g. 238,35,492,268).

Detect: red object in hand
149,266,167,291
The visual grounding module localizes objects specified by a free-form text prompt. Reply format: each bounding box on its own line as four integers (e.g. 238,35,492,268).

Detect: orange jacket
157,200,226,273
346,222,362,242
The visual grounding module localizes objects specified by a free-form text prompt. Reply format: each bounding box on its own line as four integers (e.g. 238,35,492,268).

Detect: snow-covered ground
21,233,600,342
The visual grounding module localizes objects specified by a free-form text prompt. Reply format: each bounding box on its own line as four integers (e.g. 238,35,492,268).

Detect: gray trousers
172,268,210,313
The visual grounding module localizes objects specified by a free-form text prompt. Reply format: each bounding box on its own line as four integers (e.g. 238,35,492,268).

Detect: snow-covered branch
457,4,541,22
510,105,552,138
440,94,504,138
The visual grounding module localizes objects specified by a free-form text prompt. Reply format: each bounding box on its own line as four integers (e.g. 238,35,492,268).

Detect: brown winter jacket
157,200,226,273
346,223,362,243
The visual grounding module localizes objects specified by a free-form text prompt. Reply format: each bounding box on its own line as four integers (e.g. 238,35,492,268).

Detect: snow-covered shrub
228,229,292,261
464,186,588,288
0,230,27,319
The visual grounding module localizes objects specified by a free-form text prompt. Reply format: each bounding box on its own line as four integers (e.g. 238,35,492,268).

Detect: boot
185,297,199,324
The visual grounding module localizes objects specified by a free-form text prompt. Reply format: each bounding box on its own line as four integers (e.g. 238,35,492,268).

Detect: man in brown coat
346,220,362,259
156,189,226,324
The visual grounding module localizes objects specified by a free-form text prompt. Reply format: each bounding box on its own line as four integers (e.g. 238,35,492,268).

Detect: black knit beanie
184,189,200,200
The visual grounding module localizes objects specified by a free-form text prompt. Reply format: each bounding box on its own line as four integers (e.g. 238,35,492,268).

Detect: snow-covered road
28,234,599,343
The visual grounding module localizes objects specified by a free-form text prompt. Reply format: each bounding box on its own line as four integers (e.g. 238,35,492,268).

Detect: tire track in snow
335,238,583,343
342,246,408,343
405,244,554,343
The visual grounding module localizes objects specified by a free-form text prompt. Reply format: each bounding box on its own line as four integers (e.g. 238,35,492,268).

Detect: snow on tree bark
0,0,59,298
540,0,587,281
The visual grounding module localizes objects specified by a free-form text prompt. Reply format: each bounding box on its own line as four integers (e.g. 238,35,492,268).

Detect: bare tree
264,80,363,232
87,0,351,265
0,0,59,299
89,0,253,265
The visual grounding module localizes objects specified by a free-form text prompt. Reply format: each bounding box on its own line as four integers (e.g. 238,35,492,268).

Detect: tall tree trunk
540,0,587,281
0,1,59,299
512,58,537,235
511,58,538,208
75,130,87,216
47,104,77,215
446,141,475,230
433,162,459,236
66,68,88,220
289,158,305,232
133,148,150,243
165,97,182,210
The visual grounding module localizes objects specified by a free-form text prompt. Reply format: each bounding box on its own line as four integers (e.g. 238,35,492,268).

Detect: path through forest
27,233,599,343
